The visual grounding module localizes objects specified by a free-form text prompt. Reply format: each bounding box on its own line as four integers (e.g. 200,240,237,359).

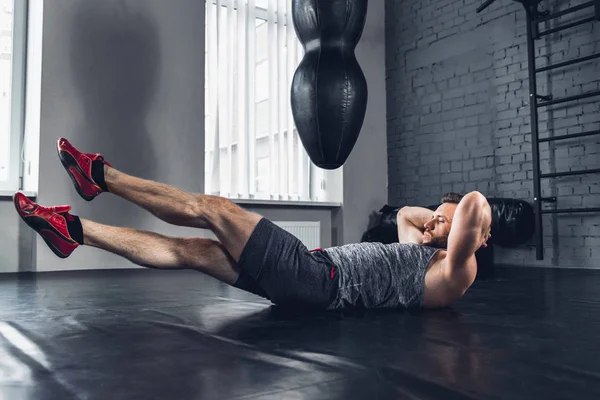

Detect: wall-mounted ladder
478,0,600,260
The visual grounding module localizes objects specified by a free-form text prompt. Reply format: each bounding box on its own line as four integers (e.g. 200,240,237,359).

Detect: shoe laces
50,205,71,214
85,153,111,167
86,153,104,161
49,205,74,221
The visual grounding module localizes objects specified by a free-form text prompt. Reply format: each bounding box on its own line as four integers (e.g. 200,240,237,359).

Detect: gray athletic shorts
233,218,339,309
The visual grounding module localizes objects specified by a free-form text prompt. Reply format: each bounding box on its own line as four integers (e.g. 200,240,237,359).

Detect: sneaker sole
57,146,98,201
13,196,74,259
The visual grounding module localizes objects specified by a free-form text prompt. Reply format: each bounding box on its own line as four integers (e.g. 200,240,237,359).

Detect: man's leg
81,218,241,284
98,168,336,306
57,137,261,262
13,191,268,298
103,165,261,262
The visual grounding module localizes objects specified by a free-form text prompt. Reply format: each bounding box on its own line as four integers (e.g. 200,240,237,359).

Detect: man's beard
425,234,448,250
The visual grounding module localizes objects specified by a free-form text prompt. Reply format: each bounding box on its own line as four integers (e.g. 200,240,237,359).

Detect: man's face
422,203,457,249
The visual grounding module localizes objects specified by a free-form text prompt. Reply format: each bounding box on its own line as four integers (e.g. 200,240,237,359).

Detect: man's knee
197,195,262,228
189,195,240,219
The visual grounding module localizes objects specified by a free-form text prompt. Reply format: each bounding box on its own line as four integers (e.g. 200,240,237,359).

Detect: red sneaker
57,137,112,201
13,192,79,259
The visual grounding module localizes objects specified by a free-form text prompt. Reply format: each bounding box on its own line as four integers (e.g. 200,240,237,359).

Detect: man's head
422,192,463,249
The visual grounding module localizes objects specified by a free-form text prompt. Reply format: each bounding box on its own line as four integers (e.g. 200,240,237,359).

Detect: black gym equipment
476,1,600,260
290,0,368,169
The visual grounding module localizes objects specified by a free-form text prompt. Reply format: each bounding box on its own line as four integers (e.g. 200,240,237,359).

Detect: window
0,0,26,193
204,0,340,203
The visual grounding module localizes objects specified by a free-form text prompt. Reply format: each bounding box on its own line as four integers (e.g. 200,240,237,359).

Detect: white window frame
0,0,27,194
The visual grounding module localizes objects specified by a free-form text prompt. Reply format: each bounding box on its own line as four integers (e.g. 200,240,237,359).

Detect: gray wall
31,0,206,272
0,201,35,273
2,0,387,273
338,0,388,245
386,0,600,267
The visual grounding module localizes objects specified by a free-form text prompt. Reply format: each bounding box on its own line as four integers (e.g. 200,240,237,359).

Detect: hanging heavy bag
290,0,369,169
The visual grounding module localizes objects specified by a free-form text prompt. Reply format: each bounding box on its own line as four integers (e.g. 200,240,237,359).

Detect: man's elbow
397,206,410,219
461,192,492,226
462,191,488,206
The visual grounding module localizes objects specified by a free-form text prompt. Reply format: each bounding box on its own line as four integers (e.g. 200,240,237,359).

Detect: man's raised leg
57,137,262,262
103,166,262,262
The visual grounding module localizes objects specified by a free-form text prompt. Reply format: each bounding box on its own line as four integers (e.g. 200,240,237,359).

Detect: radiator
273,221,321,250
202,221,321,250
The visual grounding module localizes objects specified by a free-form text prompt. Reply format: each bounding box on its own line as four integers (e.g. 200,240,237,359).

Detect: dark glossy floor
1,267,600,400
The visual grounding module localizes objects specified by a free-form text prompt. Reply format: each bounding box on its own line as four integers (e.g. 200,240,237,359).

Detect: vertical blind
205,0,323,201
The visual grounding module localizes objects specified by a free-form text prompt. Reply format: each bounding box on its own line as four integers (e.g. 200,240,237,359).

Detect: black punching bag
291,0,368,170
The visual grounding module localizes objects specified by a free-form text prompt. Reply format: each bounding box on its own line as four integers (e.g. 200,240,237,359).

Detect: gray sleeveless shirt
324,242,439,310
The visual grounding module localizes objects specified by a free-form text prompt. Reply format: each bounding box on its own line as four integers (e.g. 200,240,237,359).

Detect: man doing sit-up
14,138,492,310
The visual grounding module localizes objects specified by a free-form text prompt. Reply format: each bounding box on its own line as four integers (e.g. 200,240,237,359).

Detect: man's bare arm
443,192,492,288
397,206,434,244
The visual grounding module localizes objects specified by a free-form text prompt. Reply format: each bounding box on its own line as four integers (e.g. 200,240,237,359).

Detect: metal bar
542,207,600,214
536,1,594,22
538,16,596,37
537,90,600,107
525,5,544,261
541,168,600,179
532,8,540,39
539,129,600,143
476,0,497,13
536,53,600,73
